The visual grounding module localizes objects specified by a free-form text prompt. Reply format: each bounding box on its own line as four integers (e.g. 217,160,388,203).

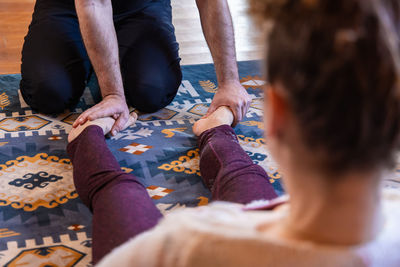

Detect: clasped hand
206,81,251,126
73,94,130,136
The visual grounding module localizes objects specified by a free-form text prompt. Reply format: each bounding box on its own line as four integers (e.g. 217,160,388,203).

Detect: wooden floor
0,0,262,74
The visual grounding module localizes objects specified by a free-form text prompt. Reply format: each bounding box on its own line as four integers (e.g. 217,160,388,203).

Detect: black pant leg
20,0,91,114
116,2,182,113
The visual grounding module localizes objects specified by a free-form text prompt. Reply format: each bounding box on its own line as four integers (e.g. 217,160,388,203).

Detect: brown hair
250,0,400,173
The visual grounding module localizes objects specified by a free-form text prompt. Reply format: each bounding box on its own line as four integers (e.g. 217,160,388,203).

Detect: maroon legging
67,125,277,264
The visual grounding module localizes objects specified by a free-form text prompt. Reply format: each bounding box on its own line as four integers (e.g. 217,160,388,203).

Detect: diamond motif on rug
188,104,208,116
61,113,79,125
0,116,51,132
0,153,76,212
119,142,153,155
7,245,85,266
67,224,85,231
147,185,174,200
240,75,266,89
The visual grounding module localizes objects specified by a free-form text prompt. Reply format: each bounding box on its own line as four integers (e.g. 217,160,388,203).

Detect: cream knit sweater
97,189,400,267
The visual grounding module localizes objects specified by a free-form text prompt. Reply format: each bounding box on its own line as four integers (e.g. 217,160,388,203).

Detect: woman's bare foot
192,106,234,136
68,112,138,143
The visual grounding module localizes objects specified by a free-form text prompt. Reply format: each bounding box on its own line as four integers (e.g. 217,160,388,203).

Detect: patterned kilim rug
0,61,399,266
0,61,284,266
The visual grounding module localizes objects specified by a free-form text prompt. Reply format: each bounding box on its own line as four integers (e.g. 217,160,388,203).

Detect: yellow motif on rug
159,149,200,176
197,196,209,206
237,134,266,148
240,121,264,130
0,92,10,110
0,228,20,239
161,127,187,138
199,80,218,93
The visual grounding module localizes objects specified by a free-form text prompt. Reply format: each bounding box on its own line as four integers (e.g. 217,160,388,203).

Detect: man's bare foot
192,106,234,136
68,112,138,143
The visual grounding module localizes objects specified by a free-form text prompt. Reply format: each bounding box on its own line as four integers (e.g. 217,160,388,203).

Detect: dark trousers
67,125,277,264
20,0,182,114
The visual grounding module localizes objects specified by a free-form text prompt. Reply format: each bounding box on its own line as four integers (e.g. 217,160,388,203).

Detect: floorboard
0,0,261,74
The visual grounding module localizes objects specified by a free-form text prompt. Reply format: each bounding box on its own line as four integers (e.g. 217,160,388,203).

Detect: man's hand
73,94,130,136
206,81,251,126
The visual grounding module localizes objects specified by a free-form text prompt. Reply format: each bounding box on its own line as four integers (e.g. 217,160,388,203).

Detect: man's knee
20,15,90,114
125,62,182,113
20,70,84,114
20,79,69,114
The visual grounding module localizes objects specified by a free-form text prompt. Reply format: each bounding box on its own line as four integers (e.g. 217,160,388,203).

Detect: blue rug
0,61,285,266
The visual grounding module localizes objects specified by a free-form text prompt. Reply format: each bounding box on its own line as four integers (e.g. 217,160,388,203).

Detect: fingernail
112,130,117,136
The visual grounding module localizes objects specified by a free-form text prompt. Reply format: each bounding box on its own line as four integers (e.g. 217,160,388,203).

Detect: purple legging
67,124,277,264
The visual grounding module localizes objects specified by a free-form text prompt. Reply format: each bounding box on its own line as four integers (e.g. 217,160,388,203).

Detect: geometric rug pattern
0,61,398,266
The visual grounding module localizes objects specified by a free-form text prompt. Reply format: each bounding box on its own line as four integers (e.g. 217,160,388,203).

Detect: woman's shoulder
155,201,363,267
381,187,400,234
352,188,400,266
382,187,400,201
160,199,288,237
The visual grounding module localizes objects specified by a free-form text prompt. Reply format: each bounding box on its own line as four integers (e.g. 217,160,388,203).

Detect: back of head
250,0,400,174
